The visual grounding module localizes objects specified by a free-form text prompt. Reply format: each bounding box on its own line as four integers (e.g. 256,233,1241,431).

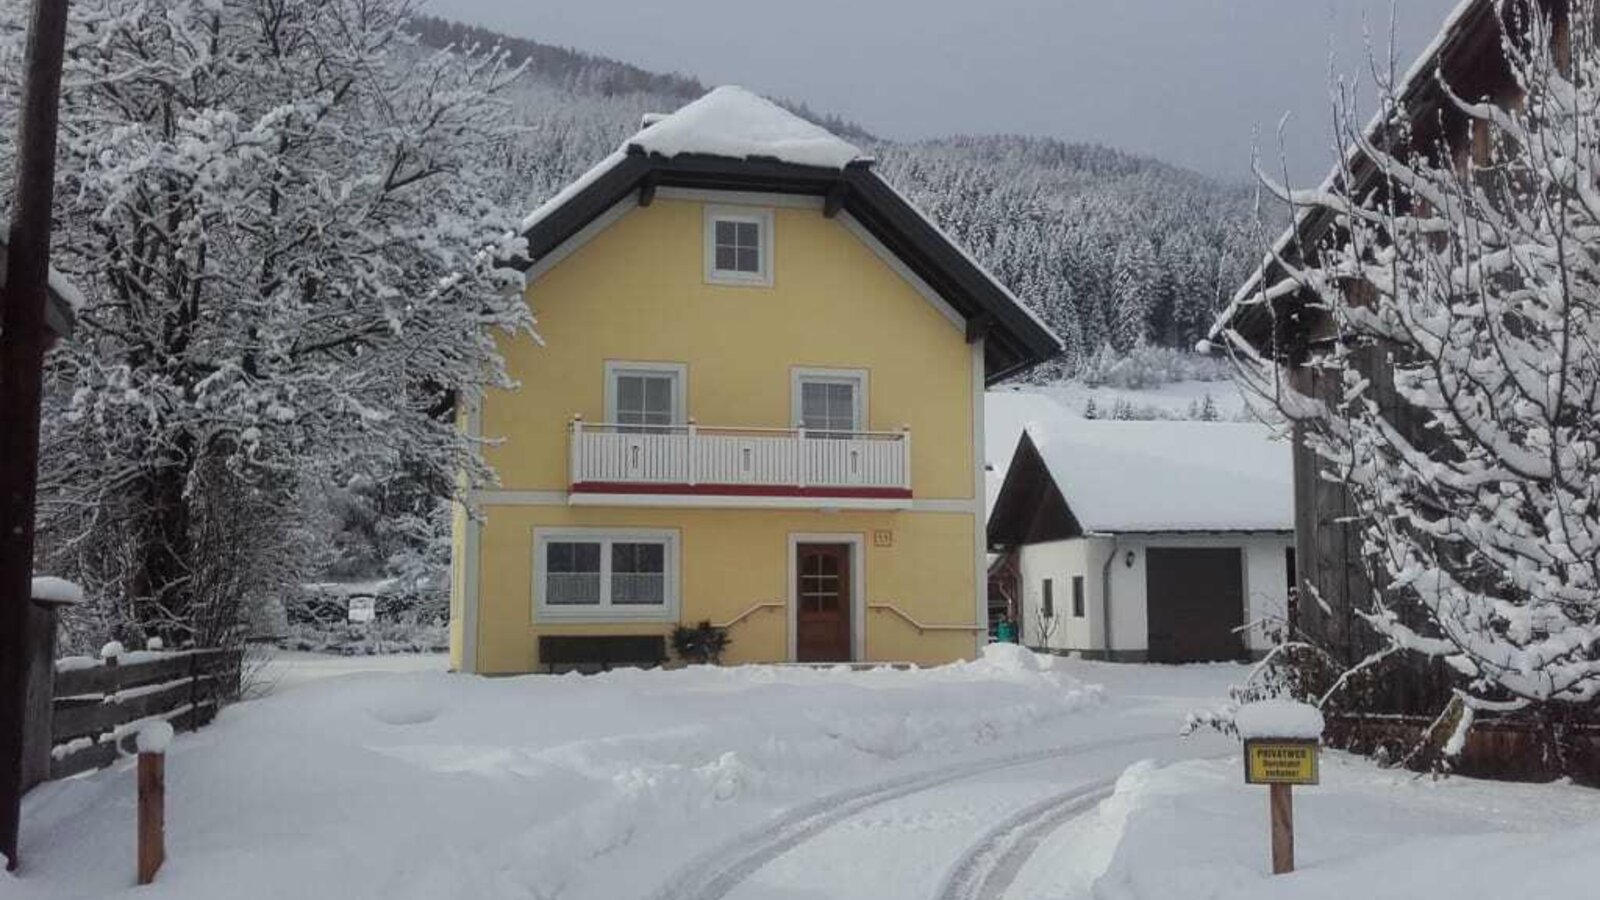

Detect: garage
1144,547,1245,663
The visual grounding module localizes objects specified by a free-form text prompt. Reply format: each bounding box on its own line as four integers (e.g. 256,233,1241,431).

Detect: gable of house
514,87,1060,384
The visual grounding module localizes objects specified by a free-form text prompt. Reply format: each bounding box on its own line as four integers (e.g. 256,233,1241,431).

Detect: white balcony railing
569,418,911,501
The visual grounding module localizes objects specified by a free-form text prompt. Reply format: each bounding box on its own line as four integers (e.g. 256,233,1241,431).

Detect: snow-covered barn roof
515,86,1061,384
988,417,1293,542
1209,0,1497,352
0,233,81,338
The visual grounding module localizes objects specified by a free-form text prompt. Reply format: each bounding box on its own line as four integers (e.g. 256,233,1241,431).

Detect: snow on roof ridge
521,86,866,235
625,85,867,170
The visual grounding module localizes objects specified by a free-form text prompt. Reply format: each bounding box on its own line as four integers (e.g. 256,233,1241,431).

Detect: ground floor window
534,528,679,621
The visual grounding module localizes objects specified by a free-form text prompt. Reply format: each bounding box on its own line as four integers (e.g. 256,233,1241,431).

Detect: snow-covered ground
7,653,1597,900
1010,754,1600,900
251,648,449,696
1038,378,1252,422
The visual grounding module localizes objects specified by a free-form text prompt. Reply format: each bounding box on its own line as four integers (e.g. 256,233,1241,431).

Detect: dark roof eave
1090,527,1295,537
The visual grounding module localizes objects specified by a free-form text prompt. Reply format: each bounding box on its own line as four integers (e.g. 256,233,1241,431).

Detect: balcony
568,418,912,509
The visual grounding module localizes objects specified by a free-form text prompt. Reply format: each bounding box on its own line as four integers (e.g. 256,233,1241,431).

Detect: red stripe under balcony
568,419,913,509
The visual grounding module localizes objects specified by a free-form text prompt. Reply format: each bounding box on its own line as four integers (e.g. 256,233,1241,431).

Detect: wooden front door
796,543,853,662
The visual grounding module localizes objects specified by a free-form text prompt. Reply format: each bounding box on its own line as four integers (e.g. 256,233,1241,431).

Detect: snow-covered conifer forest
1,0,1260,652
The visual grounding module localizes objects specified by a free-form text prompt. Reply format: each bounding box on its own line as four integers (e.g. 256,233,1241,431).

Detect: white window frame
791,367,869,432
533,527,681,622
704,205,775,287
604,361,687,426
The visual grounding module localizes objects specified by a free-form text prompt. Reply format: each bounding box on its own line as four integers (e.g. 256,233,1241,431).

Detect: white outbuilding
987,411,1294,662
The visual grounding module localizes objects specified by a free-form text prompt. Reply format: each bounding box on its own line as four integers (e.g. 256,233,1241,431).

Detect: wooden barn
1212,0,1574,703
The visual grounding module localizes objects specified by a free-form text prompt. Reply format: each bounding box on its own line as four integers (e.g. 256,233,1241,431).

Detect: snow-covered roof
1210,0,1486,346
1021,417,1293,533
521,87,866,235
630,86,867,169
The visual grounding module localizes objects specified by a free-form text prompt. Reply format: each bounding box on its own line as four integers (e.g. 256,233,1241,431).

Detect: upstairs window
605,362,685,431
793,369,866,438
705,207,773,286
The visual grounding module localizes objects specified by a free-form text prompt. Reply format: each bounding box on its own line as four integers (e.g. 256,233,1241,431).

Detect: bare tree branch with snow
0,0,533,647
1227,2,1600,713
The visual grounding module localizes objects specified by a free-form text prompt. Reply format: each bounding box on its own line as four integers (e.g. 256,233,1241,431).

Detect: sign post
1243,738,1318,874
1236,699,1324,877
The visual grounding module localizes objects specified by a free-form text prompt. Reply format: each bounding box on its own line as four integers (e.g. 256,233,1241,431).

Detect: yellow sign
873,529,894,548
1244,739,1320,785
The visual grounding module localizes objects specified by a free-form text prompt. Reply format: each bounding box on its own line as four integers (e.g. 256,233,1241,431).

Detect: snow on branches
0,0,532,645
1228,3,1600,709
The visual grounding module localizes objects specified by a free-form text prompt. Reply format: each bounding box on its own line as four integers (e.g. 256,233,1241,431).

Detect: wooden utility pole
0,0,71,872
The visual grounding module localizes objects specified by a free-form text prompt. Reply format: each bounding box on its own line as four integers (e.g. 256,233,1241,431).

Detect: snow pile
10,657,1101,900
29,576,83,604
630,85,865,169
1008,754,1600,900
98,641,124,661
135,721,175,754
1235,699,1324,739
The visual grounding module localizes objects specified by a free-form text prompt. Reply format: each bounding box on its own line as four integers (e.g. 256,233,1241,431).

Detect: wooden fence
49,648,242,780
1325,713,1600,783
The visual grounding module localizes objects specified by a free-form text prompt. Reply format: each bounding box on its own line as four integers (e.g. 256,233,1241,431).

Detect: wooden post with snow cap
1237,699,1323,875
135,720,173,885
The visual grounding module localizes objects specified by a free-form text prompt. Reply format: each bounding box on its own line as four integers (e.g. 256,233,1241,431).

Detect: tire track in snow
645,732,1171,900
930,778,1117,900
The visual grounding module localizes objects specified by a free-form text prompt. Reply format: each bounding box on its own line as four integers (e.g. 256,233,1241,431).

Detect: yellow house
451,86,1059,674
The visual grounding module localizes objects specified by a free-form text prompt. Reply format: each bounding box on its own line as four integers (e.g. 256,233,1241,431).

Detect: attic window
705,206,773,286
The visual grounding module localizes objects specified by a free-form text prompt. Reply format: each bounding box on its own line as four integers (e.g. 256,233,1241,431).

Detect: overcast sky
429,0,1463,184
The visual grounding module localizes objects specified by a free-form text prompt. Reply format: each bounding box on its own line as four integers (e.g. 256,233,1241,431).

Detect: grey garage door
1145,547,1245,663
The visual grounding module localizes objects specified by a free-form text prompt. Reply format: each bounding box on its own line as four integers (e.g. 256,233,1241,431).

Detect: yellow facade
452,194,987,673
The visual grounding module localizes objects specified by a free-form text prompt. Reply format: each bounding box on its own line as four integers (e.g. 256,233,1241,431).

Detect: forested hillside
415,16,1262,377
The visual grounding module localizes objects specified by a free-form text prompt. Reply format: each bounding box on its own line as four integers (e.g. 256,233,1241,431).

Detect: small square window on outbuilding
705,206,773,286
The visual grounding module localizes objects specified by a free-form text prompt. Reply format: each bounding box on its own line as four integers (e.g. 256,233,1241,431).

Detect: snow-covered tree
1228,3,1600,715
2,0,532,646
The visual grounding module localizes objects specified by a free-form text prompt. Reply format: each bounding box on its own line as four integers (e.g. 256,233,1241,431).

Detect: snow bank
1009,754,1600,900
29,576,83,604
1235,699,1324,739
10,656,1101,900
